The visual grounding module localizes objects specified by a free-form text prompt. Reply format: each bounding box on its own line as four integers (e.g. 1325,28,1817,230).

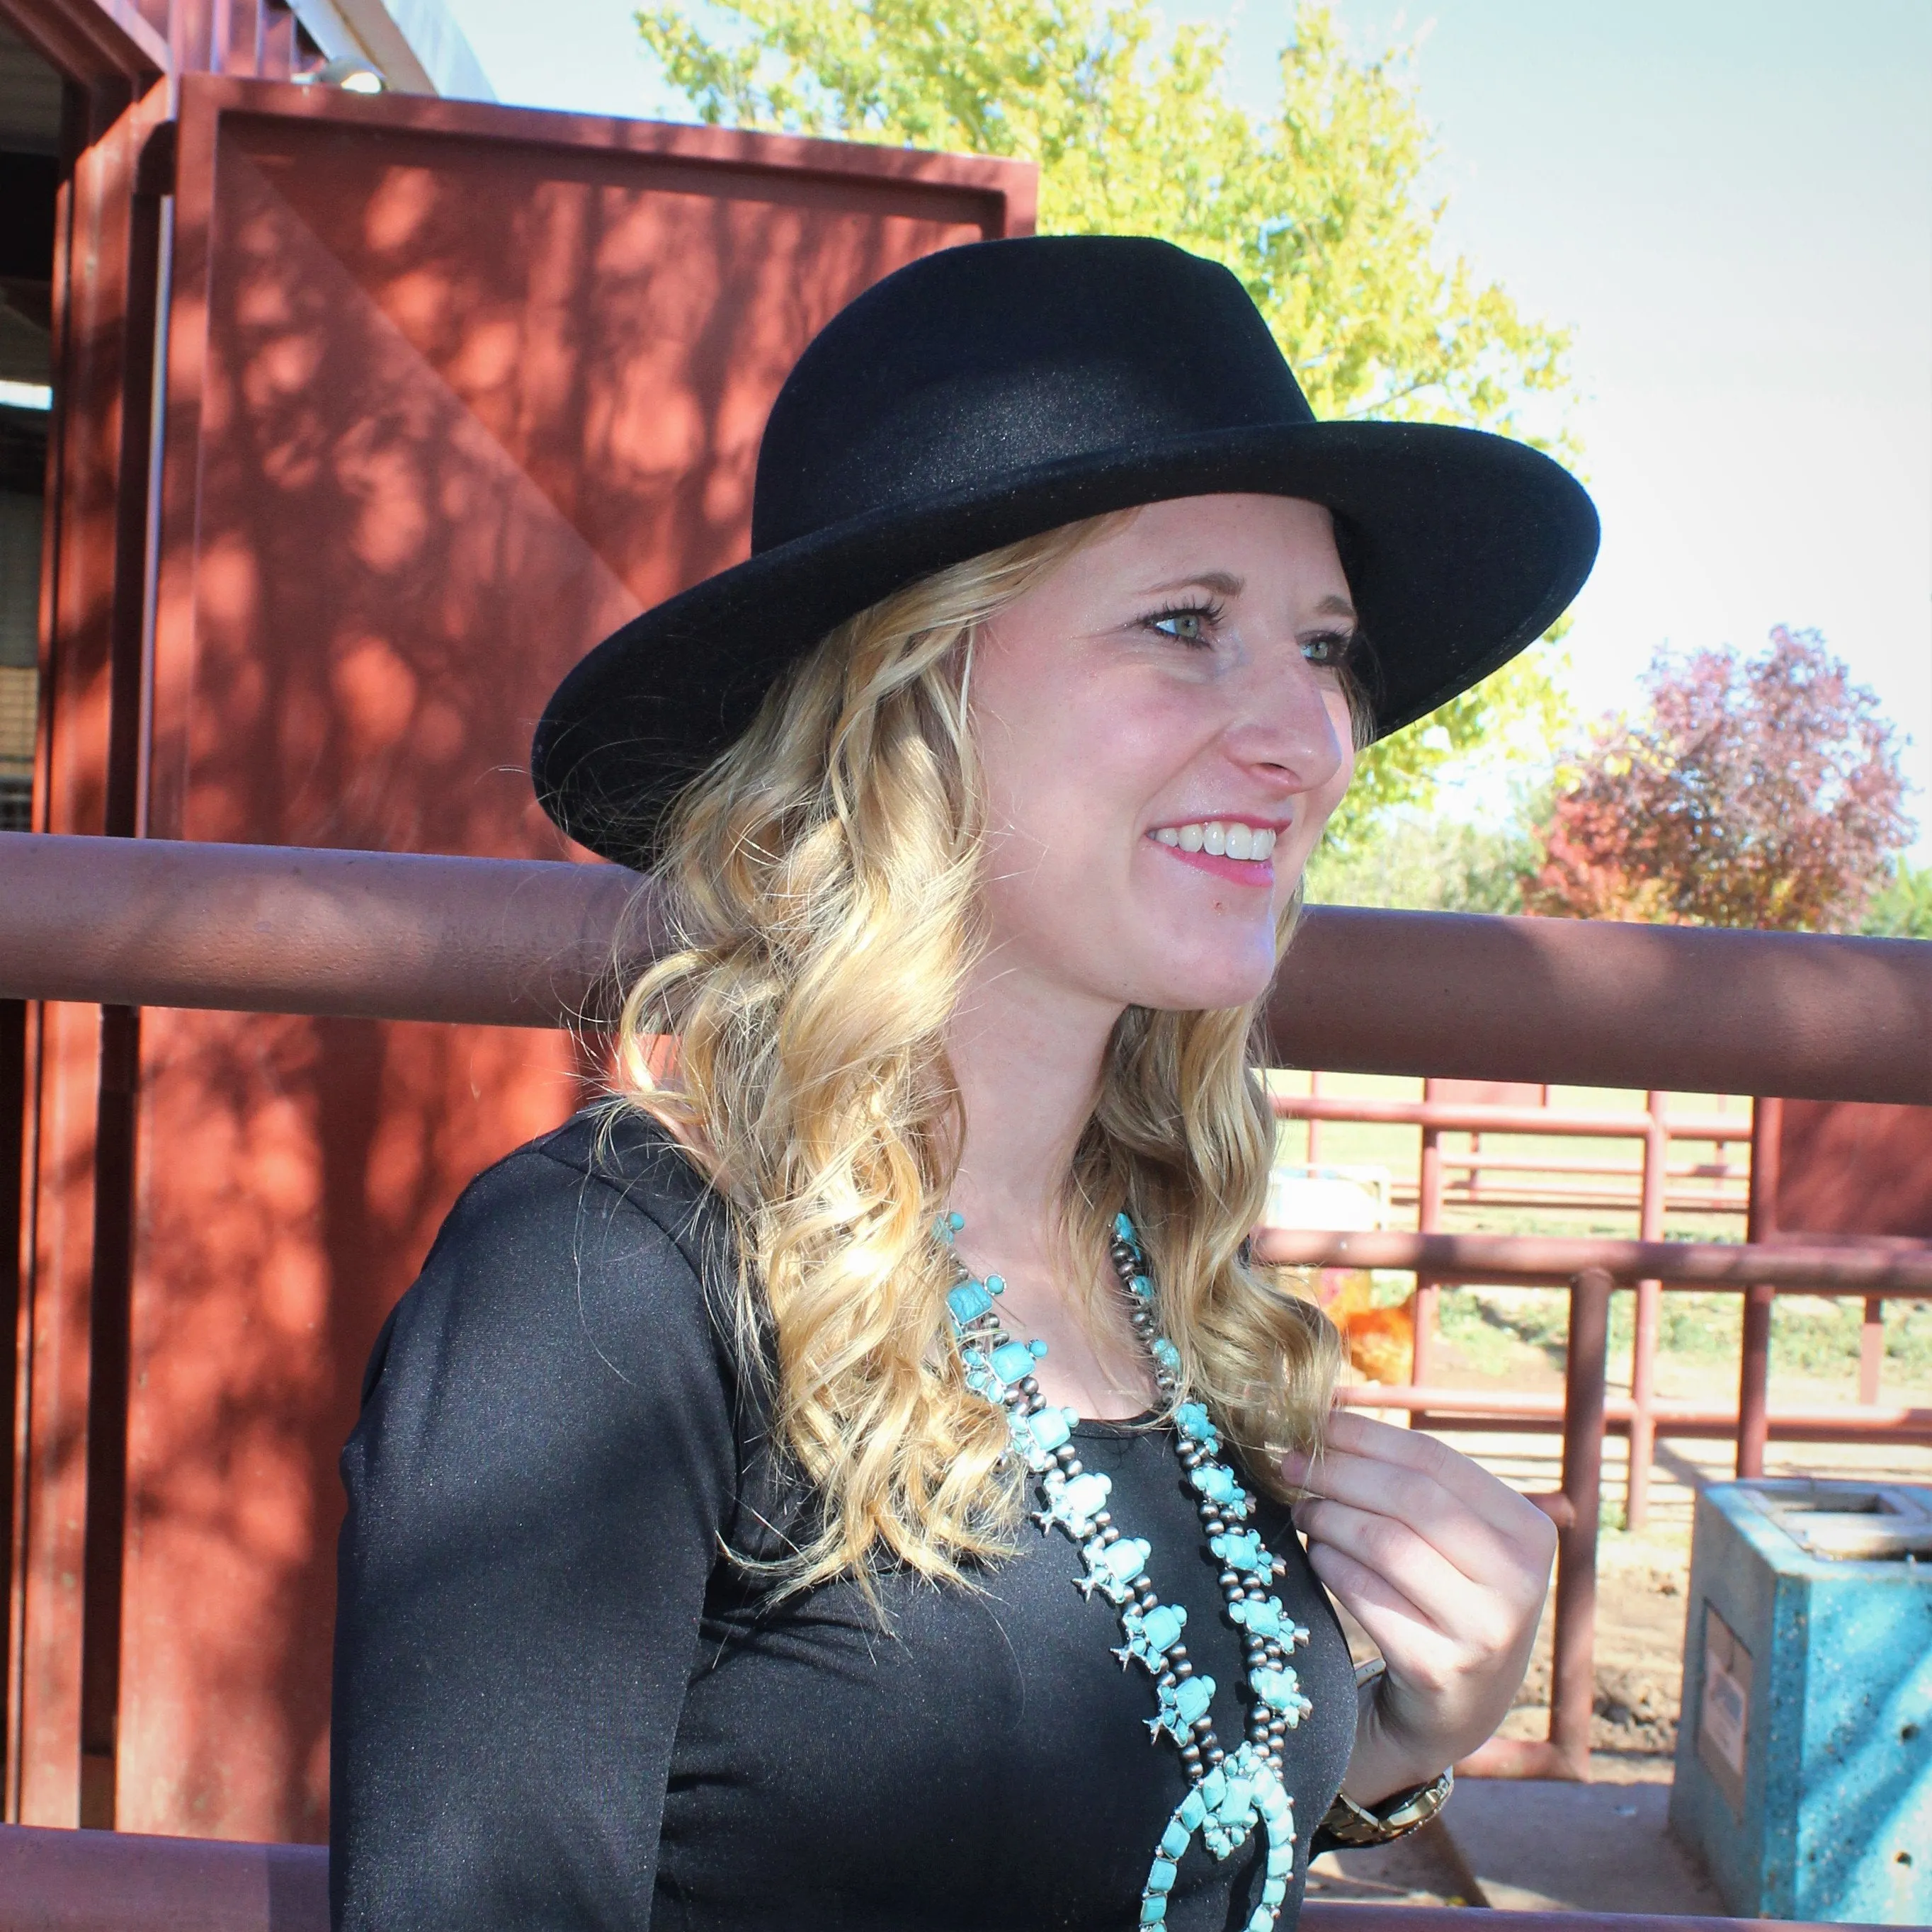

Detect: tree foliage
1524,627,1913,932
635,0,1576,841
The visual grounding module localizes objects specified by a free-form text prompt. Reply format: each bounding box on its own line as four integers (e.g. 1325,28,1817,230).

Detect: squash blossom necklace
942,1211,1314,1931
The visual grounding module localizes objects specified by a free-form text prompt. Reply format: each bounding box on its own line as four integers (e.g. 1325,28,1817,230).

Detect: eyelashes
1142,603,1360,669
1144,599,1227,646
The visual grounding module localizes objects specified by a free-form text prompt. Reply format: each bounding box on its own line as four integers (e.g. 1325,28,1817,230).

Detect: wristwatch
1317,1659,1455,1848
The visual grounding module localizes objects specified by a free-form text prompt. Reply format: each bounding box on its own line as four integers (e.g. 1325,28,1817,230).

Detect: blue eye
1148,601,1222,645
1301,630,1353,666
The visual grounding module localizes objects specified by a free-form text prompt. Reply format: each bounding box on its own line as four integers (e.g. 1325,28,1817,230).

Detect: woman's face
970,493,1358,1016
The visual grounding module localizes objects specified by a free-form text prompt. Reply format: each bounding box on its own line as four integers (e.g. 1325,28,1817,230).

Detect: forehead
1064,493,1353,600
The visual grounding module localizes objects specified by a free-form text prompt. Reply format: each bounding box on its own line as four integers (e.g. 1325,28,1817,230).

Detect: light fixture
300,55,386,93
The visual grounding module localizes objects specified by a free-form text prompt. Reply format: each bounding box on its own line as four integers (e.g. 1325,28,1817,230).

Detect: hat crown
751,235,1315,554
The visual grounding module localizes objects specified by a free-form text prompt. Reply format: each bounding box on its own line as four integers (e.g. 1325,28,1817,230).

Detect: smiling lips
1147,819,1281,887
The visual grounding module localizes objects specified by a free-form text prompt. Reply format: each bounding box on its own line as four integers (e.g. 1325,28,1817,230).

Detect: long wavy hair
610,511,1365,1593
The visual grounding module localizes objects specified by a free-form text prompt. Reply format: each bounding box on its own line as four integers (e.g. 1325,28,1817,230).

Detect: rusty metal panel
86,76,1033,1841
1775,1101,1932,1240
9,76,173,1827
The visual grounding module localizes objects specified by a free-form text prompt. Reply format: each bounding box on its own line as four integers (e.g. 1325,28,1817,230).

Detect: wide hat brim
535,416,1596,865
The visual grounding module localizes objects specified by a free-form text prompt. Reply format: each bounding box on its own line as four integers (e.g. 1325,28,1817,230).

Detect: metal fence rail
1,833,1928,1101
1256,1229,1932,1783
0,1821,1884,1932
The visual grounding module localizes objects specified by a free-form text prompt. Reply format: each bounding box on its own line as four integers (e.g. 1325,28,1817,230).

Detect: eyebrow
1140,575,1360,627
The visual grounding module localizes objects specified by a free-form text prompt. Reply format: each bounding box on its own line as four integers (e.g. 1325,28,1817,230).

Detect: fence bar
1625,1091,1669,1528
1858,1297,1885,1405
1275,1096,1751,1141
1,834,1928,1101
1455,1269,1609,1783
0,832,649,1027
1253,1228,1932,1293
0,1822,1868,1932
1337,1385,1932,1443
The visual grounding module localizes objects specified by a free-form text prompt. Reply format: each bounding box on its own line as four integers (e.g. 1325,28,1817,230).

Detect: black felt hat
535,234,1598,860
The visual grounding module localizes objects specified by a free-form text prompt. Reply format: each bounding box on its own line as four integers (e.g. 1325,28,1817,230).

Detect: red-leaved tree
1525,627,1912,931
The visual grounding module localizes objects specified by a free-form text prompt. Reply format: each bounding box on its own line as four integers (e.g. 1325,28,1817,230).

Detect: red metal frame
0,1817,1882,1932
0,834,1926,1099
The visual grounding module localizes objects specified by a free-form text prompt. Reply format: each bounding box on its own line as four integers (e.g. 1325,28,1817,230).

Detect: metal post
1859,1296,1885,1406
1625,1091,1666,1528
1739,1098,1783,1479
1548,1266,1609,1781
1305,1068,1322,1169
1413,1082,1443,1392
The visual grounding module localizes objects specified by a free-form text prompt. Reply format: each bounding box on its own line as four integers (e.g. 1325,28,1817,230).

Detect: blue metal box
1669,1478,1932,1921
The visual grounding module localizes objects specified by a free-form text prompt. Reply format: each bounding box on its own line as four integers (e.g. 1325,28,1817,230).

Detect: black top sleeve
329,1120,741,1931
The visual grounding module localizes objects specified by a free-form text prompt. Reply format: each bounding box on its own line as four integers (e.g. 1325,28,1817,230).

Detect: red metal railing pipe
0,832,649,1028
1252,1227,1932,1294
1269,902,1930,1104
0,1820,1867,1932
1,834,1928,1102
1272,1096,1751,1141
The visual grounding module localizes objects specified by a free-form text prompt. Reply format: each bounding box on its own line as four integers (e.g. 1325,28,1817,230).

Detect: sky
439,0,1932,860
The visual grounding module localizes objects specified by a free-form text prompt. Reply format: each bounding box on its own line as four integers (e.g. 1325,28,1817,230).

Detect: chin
1130,951,1279,1014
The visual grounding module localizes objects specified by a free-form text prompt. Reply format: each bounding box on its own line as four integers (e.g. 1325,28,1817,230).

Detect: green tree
637,0,1577,842
1863,858,1932,938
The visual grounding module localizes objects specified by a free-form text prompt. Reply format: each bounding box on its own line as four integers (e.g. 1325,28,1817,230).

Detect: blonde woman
331,237,1597,1932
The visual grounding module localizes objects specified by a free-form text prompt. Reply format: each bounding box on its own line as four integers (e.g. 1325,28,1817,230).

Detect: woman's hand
1282,1409,1557,1805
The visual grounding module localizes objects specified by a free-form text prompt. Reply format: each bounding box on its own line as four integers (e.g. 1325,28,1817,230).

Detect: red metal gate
13,72,1032,1836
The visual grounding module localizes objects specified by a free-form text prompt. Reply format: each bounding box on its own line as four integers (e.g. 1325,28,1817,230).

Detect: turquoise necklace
942,1211,1314,1932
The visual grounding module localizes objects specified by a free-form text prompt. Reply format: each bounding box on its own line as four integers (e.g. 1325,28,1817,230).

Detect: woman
331,235,1597,1931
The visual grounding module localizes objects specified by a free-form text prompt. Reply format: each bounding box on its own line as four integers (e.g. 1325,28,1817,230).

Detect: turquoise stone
1115,1212,1137,1243
1251,1666,1297,1710
1230,1596,1284,1638
985,1273,1006,1295
1140,1603,1184,1656
1175,1675,1213,1724
1152,1337,1181,1370
1200,1766,1227,1812
1104,1536,1149,1581
1026,1407,1072,1453
1210,1527,1272,1579
1262,1877,1288,1907
1140,1897,1167,1924
1258,1781,1290,1821
1174,1400,1217,1442
1160,1820,1191,1859
1146,1858,1178,1894
1190,1462,1241,1506
990,1340,1035,1382
1268,1843,1294,1876
946,1280,991,1324
1179,1789,1207,1830
1131,1273,1155,1298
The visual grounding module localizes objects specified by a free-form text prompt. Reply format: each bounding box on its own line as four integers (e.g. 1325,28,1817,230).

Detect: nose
1224,644,1351,796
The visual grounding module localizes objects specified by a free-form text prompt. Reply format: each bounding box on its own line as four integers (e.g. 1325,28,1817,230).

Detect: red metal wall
11,69,1033,1835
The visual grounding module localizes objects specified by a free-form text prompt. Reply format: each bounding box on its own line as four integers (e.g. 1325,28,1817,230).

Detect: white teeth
1154,821,1280,861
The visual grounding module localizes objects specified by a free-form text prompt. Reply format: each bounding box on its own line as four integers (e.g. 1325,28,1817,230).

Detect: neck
944,953,1123,1255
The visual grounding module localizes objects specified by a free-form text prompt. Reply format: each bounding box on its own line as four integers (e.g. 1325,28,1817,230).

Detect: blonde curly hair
610,511,1360,1593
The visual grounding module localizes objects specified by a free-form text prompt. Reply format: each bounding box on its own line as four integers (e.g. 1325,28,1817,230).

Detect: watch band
1319,1657,1455,1847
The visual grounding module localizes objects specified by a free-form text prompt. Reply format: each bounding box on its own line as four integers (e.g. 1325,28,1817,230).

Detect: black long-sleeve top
330,1110,1356,1930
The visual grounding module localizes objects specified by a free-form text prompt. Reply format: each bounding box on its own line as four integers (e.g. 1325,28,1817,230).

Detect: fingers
1291,1494,1494,1640
1285,1439,1555,1595
1300,1537,1458,1686
1317,1410,1557,1545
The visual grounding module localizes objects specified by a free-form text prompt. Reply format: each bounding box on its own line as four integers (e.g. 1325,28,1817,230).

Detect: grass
1438,1285,1932,1389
